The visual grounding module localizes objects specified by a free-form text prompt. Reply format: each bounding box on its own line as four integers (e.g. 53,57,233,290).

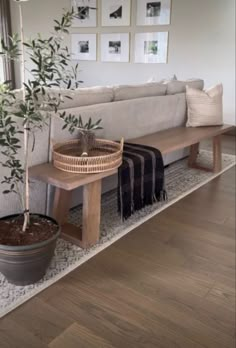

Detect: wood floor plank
157,204,235,240
205,283,236,310
6,297,73,345
49,322,115,348
0,318,47,348
155,208,235,250
224,216,236,229
86,245,214,297
44,278,206,348
72,251,235,338
60,272,234,348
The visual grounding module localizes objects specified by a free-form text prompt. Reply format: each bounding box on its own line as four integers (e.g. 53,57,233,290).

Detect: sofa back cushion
46,86,114,109
113,83,167,101
186,84,223,127
9,86,114,111
51,93,187,143
166,79,204,95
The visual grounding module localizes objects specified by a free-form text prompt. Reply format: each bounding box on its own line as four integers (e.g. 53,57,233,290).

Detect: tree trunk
19,3,30,232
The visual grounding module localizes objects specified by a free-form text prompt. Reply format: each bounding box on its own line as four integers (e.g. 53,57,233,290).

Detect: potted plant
0,1,96,285
61,114,102,156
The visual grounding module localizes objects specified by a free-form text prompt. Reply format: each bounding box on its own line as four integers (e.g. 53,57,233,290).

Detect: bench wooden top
29,124,233,190
29,165,117,191
128,124,234,154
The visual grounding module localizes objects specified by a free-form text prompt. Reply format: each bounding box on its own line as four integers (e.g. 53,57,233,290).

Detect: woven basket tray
52,138,124,174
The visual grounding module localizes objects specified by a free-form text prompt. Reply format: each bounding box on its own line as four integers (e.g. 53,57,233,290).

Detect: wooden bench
129,124,234,173
29,124,233,248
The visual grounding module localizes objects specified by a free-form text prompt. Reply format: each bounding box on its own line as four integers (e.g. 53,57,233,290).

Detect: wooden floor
1,136,235,348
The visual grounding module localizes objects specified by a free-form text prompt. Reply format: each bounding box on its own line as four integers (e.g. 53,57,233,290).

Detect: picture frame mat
71,0,97,28
101,0,131,27
101,33,130,62
136,0,171,26
71,33,97,61
135,32,169,63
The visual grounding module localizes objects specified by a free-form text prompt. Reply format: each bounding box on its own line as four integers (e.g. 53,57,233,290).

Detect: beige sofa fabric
166,79,204,95
45,86,114,110
51,93,186,142
113,83,167,101
186,84,223,127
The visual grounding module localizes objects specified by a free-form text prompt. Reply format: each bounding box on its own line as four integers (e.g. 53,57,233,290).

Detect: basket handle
120,137,124,151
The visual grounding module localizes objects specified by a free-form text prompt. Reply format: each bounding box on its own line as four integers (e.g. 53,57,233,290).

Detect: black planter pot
0,214,60,286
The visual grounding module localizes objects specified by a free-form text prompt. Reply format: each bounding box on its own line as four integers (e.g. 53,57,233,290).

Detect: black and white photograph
77,6,90,20
109,41,121,54
71,34,97,61
137,0,171,25
144,40,158,55
78,40,89,53
146,2,161,17
101,33,129,62
135,32,168,63
109,5,122,19
102,0,131,26
71,0,97,27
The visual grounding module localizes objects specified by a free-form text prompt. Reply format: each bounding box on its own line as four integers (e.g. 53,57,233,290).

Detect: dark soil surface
0,215,58,246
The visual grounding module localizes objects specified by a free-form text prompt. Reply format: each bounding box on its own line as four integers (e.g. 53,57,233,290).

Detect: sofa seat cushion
113,83,167,101
186,84,223,127
166,79,204,95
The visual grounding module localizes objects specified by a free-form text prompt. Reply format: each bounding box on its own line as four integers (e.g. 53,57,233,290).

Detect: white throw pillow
186,84,223,127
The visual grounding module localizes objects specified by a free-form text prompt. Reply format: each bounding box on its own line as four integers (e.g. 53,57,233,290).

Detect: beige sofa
0,79,204,217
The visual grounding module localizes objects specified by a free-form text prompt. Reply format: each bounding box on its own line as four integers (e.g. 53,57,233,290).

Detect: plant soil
0,215,58,246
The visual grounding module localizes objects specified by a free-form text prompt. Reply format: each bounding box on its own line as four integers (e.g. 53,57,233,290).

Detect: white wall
11,0,235,125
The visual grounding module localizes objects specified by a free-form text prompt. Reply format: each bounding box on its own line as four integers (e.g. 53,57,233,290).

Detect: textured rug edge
1,158,235,319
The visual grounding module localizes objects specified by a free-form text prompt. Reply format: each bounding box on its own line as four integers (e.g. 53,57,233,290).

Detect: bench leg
188,143,200,167
55,181,102,249
80,179,102,249
52,188,72,225
213,135,222,173
188,136,222,173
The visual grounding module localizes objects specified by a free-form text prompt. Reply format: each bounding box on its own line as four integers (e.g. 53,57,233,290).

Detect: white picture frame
71,0,97,27
101,0,131,27
136,0,171,26
71,34,97,61
101,33,130,63
134,32,168,63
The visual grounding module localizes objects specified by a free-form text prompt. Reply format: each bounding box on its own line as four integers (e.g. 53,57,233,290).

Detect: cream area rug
0,150,235,318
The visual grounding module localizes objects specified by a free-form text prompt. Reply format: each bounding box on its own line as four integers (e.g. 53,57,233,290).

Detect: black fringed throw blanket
118,143,167,220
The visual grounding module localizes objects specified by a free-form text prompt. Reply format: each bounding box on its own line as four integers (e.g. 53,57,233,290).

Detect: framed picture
71,34,97,61
101,0,131,27
136,0,171,25
101,33,130,62
134,32,168,63
71,0,97,27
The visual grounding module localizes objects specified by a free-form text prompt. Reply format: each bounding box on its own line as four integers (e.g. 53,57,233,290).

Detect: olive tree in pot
0,1,90,285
